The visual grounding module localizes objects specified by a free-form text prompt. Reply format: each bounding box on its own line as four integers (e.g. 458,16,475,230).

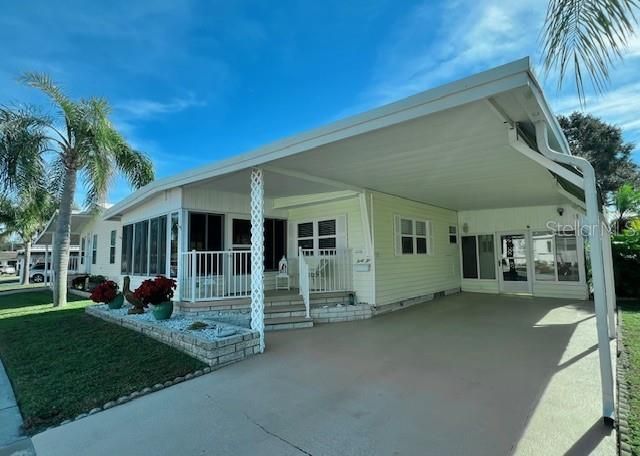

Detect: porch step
265,304,308,319
264,316,314,331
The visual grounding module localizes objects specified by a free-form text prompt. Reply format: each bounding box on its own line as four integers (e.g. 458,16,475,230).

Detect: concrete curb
39,366,213,434
0,359,32,454
616,304,633,456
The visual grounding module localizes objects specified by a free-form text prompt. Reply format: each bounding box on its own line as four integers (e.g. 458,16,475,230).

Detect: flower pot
152,301,173,320
107,293,124,309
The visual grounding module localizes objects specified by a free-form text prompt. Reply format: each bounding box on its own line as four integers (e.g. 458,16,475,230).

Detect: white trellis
250,168,265,352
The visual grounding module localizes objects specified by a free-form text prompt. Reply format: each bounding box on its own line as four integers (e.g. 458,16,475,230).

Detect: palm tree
614,183,640,232
542,0,639,103
0,190,57,284
1,74,154,306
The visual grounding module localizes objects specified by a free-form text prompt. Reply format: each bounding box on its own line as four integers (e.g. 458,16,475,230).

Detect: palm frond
0,106,50,197
542,0,639,103
19,73,79,127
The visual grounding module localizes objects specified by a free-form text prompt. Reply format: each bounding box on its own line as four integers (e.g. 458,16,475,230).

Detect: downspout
535,121,615,424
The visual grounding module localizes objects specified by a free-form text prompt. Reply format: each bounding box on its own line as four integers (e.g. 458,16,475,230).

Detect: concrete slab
0,361,26,449
31,293,615,455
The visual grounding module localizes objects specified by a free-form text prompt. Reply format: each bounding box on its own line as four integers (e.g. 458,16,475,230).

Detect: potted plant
89,280,124,309
134,276,177,320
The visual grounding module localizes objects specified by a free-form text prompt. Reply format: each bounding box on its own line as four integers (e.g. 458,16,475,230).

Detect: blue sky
2,0,639,205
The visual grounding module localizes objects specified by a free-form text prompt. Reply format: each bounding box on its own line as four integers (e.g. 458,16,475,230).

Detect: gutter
535,121,615,424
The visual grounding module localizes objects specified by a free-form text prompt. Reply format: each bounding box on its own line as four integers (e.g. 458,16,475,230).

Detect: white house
72,58,616,422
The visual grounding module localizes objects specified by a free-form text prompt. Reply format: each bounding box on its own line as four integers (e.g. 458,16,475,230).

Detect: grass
621,301,640,455
0,276,43,292
0,291,206,434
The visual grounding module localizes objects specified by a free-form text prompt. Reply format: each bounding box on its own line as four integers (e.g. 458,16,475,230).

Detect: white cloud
116,94,206,120
366,0,544,105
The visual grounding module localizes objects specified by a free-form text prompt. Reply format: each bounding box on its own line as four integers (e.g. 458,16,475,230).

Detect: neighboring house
67,58,617,421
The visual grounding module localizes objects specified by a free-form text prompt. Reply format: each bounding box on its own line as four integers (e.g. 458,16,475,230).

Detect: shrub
187,321,208,331
612,232,640,297
89,280,119,304
133,276,177,306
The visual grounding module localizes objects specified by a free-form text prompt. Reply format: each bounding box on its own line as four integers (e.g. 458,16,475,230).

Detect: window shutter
336,215,347,250
288,220,298,257
427,221,434,255
394,215,402,256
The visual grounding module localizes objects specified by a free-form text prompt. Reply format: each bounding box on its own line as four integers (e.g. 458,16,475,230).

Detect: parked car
0,265,17,275
29,263,51,283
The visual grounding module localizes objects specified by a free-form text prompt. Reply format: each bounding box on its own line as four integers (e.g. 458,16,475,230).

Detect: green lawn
0,276,43,292
621,301,640,455
0,291,206,434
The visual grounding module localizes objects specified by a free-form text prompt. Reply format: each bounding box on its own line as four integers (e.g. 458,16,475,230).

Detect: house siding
78,213,122,281
372,192,460,307
284,195,374,305
458,205,588,300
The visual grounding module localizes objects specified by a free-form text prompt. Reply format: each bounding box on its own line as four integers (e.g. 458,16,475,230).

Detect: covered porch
103,58,617,422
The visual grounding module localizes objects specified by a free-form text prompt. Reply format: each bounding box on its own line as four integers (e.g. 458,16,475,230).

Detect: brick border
86,305,261,367
617,305,633,456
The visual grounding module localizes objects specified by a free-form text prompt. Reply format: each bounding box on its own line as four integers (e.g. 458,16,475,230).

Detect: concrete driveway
32,293,615,455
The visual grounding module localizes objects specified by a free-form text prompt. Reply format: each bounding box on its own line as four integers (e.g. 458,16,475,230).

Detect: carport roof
104,57,580,219
34,211,93,245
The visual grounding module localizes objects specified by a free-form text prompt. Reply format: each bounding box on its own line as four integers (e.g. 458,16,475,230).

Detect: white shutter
336,215,347,250
288,220,298,257
427,221,434,255
394,215,402,256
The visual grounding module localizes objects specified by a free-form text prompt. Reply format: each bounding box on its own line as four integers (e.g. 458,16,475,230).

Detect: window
533,231,580,282
109,230,116,264
121,225,133,274
297,222,314,250
395,216,430,255
297,218,341,254
80,237,85,265
122,216,170,276
149,216,167,275
170,213,179,278
264,218,287,271
461,234,496,279
449,225,458,244
92,234,98,265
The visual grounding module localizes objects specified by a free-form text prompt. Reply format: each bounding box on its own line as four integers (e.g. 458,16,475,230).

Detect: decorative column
250,168,265,352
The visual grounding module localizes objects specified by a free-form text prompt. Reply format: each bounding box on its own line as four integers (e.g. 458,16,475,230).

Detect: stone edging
46,366,214,432
617,305,633,456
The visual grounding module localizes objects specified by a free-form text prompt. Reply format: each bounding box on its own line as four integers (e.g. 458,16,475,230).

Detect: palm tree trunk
21,240,31,285
52,167,76,307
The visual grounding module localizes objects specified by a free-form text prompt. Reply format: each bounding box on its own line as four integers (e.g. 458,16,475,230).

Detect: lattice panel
250,168,265,352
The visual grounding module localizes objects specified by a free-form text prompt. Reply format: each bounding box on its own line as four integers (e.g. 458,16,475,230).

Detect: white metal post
601,218,616,338
250,168,265,353
536,122,615,423
44,244,49,287
190,250,197,303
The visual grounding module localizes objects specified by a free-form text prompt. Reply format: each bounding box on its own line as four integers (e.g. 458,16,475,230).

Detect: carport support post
44,244,49,287
535,122,615,424
601,218,616,338
250,168,265,353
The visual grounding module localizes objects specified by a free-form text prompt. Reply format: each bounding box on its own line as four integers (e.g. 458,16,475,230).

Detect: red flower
133,276,177,305
90,280,119,304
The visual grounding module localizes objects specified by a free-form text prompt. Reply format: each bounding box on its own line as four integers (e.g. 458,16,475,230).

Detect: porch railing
68,256,79,272
181,250,251,302
298,247,311,318
300,248,352,293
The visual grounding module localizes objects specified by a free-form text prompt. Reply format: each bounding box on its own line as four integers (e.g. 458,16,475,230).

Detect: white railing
300,248,352,293
298,247,311,318
181,250,251,302
68,256,79,272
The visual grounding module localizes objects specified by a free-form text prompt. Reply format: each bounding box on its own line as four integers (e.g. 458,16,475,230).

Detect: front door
498,233,531,294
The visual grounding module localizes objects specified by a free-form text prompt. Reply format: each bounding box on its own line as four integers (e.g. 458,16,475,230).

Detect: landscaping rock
75,413,88,420
164,380,172,387
116,396,129,404
103,401,116,409
141,387,152,395
194,370,203,377
174,376,184,383
60,419,71,426
153,383,163,391
129,391,140,399
88,408,101,415
203,367,211,374
185,373,193,380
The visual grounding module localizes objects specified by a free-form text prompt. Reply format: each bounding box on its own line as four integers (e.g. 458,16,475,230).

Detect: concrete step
264,316,314,331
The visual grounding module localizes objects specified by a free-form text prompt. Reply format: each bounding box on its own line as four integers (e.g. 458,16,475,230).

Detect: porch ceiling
195,95,571,211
